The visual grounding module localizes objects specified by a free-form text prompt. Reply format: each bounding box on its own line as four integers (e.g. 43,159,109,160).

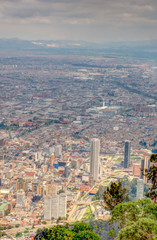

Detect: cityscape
0,47,156,239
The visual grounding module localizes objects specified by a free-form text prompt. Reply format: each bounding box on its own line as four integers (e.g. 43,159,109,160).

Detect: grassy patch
81,206,94,220
114,158,122,163
103,180,109,184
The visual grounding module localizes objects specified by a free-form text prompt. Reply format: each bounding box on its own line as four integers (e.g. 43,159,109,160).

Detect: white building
44,194,67,220
136,179,144,200
51,194,59,219
90,138,100,181
44,195,52,220
16,190,25,208
54,145,62,157
59,194,67,218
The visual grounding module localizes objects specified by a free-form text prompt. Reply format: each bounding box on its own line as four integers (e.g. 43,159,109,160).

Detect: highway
68,195,93,221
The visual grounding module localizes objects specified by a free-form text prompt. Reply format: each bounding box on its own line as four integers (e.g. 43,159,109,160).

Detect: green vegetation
41,221,47,224
93,177,143,202
117,176,150,201
0,231,6,238
15,232,22,238
114,158,122,163
116,218,157,240
103,182,129,210
56,216,67,223
103,180,109,184
145,153,157,202
92,185,106,201
110,198,157,239
4,209,10,216
34,223,101,240
15,224,20,228
82,206,94,221
58,189,65,194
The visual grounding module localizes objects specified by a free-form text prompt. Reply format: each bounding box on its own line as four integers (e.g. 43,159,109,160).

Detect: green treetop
110,198,157,240
145,153,157,203
34,222,101,240
103,182,129,210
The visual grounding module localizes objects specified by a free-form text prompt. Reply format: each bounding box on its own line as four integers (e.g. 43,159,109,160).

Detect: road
68,195,93,221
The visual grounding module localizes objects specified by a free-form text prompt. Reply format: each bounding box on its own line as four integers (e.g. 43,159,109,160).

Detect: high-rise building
16,179,27,193
59,194,67,218
124,141,130,168
132,164,141,177
136,179,144,200
16,190,25,208
32,181,39,194
46,183,57,196
90,138,100,181
64,163,71,178
143,156,150,184
35,151,42,162
140,157,150,184
89,174,94,187
140,159,145,179
44,195,52,220
54,145,62,157
44,194,67,220
51,194,59,219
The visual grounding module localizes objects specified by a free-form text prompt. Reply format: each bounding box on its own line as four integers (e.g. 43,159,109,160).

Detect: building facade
136,179,144,200
90,138,100,181
44,194,67,220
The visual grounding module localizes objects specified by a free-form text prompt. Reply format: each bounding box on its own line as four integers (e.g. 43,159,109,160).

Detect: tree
15,232,22,238
34,223,101,240
116,218,157,240
74,230,101,240
15,224,20,228
41,221,47,224
145,153,157,203
0,231,5,238
72,222,92,233
103,182,129,210
110,198,157,239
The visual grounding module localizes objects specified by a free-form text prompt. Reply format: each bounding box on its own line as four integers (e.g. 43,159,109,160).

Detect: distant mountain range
0,38,157,49
1,38,157,60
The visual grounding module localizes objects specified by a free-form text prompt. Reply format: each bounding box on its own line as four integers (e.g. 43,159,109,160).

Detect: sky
0,0,157,42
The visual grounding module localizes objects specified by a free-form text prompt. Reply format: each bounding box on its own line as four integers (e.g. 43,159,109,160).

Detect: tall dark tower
140,159,145,179
124,141,130,168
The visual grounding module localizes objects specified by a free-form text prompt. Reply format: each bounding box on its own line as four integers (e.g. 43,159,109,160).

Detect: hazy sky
0,0,157,42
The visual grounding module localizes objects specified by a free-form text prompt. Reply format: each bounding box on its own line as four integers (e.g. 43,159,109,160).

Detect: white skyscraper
16,190,25,208
51,194,59,219
54,145,62,157
90,138,100,181
44,195,52,220
44,194,67,220
59,194,67,218
136,179,144,200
